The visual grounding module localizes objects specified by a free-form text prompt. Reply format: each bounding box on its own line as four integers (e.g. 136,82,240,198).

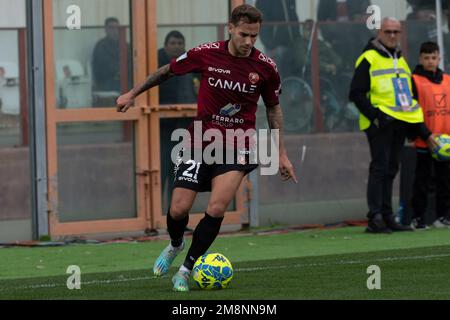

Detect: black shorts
172,148,258,192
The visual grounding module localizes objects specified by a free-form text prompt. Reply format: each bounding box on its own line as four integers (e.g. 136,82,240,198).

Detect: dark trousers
412,149,450,221
365,120,408,219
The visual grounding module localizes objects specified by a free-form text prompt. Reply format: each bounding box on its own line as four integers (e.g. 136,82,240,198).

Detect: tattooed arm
116,64,174,112
266,104,298,183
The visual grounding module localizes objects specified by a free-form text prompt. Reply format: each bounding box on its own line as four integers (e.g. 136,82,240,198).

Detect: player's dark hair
230,4,263,26
164,30,185,46
420,41,440,54
104,17,119,26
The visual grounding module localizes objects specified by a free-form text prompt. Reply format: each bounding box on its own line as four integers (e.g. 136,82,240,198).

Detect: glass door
0,0,32,241
45,0,151,236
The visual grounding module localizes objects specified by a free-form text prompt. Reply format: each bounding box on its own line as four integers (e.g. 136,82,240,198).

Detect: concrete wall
56,143,136,222
0,133,404,226
0,131,408,242
0,147,31,220
255,132,401,226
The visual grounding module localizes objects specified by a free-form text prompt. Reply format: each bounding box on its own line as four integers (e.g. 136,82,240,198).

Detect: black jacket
92,37,132,91
412,65,444,103
412,64,443,87
157,48,197,105
348,38,431,139
318,0,371,21
255,0,300,50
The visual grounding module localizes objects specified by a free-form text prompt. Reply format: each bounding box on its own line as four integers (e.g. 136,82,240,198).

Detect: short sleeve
261,67,281,107
170,48,204,76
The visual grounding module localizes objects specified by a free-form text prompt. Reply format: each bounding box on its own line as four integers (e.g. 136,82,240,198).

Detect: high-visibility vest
413,73,450,148
355,49,424,130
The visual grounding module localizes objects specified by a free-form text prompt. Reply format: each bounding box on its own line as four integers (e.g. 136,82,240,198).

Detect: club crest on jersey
219,103,242,117
249,72,260,84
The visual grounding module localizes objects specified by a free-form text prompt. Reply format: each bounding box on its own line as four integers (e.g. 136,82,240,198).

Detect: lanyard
378,43,400,77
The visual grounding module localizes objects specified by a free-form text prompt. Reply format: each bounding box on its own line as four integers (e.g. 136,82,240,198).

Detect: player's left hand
279,153,298,183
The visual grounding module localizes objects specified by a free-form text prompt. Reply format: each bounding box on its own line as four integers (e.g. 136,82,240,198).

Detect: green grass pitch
1,226,450,299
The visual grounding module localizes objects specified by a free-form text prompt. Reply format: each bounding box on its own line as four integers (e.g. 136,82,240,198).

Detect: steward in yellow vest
355,45,424,129
351,38,427,131
348,18,436,234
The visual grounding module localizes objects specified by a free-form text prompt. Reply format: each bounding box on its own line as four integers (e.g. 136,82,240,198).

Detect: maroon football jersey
169,40,281,149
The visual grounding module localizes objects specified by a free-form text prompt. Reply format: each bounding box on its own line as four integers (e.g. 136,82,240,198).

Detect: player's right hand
279,153,298,184
116,92,134,113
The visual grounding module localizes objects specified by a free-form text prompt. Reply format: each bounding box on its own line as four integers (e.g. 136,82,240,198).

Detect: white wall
0,31,19,66
157,0,228,24
0,0,135,28
371,0,410,20
53,29,104,74
0,0,25,28
52,0,130,27
157,0,229,50
0,1,24,116
52,0,132,79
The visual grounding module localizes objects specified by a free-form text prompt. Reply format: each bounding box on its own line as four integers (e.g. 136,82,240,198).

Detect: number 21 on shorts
182,160,201,180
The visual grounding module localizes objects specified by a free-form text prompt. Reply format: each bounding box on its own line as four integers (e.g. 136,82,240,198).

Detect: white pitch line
0,275,161,291
2,253,450,291
235,253,450,272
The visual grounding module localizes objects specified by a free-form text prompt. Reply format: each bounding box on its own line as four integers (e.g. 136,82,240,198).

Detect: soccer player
116,4,297,291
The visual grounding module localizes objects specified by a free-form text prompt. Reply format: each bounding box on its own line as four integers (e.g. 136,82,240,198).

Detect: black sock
183,212,224,270
166,208,189,248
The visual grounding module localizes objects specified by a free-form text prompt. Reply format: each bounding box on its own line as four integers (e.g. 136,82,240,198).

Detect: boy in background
411,41,450,229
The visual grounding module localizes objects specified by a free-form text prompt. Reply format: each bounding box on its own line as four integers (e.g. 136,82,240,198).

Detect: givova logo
208,67,231,74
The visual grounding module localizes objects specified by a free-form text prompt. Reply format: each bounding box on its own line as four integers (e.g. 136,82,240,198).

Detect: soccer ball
431,134,450,161
192,253,233,290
